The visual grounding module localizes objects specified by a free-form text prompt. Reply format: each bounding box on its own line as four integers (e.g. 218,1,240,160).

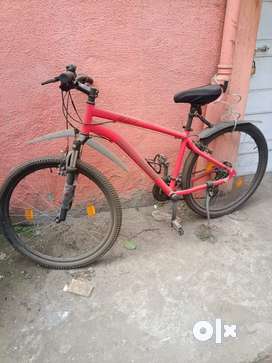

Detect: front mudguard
27,130,128,172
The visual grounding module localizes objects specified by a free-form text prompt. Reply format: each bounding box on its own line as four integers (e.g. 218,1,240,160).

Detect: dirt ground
0,174,272,363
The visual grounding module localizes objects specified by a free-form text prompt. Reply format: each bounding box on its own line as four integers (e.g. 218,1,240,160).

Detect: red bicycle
0,65,268,269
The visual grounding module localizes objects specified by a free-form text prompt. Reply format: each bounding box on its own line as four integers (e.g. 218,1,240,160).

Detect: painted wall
230,0,262,117
0,0,226,198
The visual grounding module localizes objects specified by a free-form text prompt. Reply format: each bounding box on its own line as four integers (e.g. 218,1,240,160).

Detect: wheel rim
5,161,115,262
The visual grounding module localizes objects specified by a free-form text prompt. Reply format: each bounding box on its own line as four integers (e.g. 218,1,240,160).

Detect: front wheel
0,157,122,269
182,123,268,218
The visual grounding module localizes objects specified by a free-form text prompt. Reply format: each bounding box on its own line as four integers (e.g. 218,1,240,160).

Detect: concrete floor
0,174,272,363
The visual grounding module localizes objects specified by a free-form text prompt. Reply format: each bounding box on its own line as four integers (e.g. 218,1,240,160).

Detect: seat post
184,104,199,131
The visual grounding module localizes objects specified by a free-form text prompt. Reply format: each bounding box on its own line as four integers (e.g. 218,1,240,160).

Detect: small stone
0,252,7,261
151,210,171,222
20,270,32,279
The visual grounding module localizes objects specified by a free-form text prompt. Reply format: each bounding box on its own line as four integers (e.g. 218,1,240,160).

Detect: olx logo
193,319,237,344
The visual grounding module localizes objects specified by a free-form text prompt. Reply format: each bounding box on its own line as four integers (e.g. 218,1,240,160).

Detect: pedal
171,218,184,236
171,200,184,236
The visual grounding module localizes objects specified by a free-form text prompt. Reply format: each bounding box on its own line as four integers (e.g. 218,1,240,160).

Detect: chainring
152,176,171,202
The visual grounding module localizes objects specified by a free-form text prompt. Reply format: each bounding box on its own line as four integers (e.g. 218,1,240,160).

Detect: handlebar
41,77,59,85
41,64,94,96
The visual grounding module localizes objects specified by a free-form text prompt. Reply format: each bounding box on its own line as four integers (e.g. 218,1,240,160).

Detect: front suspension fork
56,134,88,223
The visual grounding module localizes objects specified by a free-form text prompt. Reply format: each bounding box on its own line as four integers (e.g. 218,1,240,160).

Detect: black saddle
174,84,222,106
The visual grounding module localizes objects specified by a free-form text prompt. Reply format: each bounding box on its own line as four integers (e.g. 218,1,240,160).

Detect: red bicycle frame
81,103,236,198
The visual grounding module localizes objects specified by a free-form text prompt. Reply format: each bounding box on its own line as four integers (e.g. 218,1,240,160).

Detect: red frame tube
81,104,236,197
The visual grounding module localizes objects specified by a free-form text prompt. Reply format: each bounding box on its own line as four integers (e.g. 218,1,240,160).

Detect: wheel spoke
183,125,267,216
2,159,120,268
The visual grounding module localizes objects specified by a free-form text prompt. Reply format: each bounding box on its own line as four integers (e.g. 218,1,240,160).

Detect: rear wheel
0,157,122,269
182,123,268,218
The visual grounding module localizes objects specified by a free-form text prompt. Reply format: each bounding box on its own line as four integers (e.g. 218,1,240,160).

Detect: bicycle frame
80,103,236,198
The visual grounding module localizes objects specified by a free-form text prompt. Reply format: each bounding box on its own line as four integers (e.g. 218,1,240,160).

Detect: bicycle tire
0,157,122,269
182,123,268,218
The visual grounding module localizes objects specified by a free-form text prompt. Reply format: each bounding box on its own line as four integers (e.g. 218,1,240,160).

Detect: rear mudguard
199,120,253,142
27,130,128,172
